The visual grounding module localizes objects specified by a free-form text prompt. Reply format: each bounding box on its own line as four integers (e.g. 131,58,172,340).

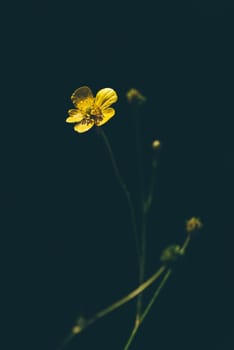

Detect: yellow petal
95,88,118,110
74,120,94,133
71,86,94,110
66,109,84,123
97,108,115,126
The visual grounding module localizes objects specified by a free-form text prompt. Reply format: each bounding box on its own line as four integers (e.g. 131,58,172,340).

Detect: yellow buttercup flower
66,86,118,133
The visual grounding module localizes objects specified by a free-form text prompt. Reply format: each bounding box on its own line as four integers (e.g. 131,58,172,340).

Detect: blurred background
1,1,234,349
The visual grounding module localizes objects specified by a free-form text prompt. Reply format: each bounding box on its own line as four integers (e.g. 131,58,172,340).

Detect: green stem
94,265,166,321
56,266,166,350
97,127,140,264
145,155,157,212
136,213,146,320
134,109,146,318
123,234,192,350
123,322,139,350
180,235,191,254
56,333,75,350
123,269,172,350
136,153,158,317
140,269,172,323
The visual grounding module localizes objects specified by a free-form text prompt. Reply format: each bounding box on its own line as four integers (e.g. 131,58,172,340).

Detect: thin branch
97,127,140,264
123,234,192,350
56,265,166,350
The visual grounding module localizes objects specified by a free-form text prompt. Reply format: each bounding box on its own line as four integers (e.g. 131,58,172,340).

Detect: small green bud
152,139,161,151
126,88,146,105
160,245,183,265
72,316,87,334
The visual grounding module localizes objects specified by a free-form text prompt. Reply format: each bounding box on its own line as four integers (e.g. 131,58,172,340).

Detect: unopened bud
186,217,203,233
126,88,146,105
160,245,183,265
152,139,161,150
72,316,87,334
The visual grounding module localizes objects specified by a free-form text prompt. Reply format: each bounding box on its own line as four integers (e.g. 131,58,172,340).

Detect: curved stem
123,322,139,350
56,266,166,350
123,234,192,350
94,265,166,321
56,333,75,350
123,269,172,350
136,152,159,317
97,127,140,264
145,155,157,212
180,235,191,254
140,269,172,323
134,110,146,318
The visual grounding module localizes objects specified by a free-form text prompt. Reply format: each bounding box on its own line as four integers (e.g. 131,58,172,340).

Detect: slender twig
56,266,166,350
136,153,159,318
92,265,166,322
134,108,147,319
123,321,139,350
56,333,75,350
145,155,157,213
123,269,172,350
140,269,172,323
59,230,191,350
135,108,145,215
136,214,146,320
123,234,192,350
97,127,140,263
180,235,191,254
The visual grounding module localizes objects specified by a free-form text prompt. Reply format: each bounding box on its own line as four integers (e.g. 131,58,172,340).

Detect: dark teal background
1,1,234,349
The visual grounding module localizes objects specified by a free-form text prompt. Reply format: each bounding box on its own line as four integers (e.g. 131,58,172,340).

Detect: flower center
85,105,103,124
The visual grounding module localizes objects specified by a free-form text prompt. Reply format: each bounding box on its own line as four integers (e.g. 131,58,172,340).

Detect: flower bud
72,316,87,334
152,139,161,150
186,217,203,233
160,245,183,265
126,88,146,105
